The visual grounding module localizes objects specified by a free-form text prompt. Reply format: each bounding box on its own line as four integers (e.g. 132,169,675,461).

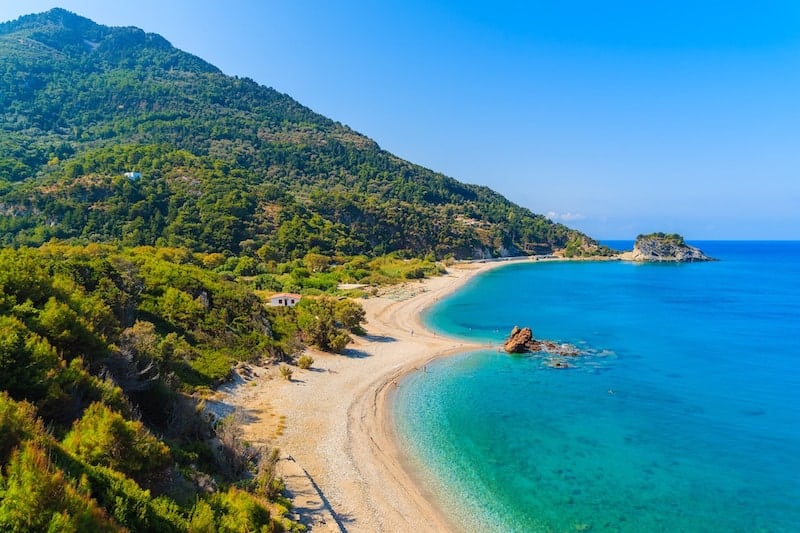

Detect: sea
393,241,800,532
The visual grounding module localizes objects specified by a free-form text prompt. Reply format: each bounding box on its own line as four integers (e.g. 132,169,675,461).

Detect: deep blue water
394,242,800,532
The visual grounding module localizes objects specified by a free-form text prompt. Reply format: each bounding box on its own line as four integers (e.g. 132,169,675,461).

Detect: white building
124,171,142,180
269,293,302,307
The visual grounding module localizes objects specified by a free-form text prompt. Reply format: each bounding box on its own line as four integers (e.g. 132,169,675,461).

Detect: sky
2,1,799,239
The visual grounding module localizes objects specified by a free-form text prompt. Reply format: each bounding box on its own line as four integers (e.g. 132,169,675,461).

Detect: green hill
0,8,606,259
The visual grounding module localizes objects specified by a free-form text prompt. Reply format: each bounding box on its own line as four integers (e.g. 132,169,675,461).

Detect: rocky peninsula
619,233,715,262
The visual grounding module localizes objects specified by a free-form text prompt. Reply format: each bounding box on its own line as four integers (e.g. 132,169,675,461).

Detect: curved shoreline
218,259,521,531
338,260,511,532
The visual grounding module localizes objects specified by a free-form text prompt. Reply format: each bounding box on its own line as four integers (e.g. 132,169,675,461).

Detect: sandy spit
217,259,524,532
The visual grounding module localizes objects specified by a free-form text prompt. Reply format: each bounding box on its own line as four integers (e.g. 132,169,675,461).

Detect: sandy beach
213,260,524,531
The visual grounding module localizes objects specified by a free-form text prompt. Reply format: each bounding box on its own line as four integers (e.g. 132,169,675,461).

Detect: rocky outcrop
503,326,534,353
503,326,580,356
623,233,714,262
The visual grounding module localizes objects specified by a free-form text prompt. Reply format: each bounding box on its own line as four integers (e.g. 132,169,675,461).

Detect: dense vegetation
0,8,607,259
635,232,686,246
0,244,323,531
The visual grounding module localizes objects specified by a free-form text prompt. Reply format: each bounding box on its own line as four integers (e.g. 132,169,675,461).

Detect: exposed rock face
504,326,533,353
625,233,714,262
503,326,581,356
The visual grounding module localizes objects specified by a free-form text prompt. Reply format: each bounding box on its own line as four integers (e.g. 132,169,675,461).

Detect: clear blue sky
3,1,799,239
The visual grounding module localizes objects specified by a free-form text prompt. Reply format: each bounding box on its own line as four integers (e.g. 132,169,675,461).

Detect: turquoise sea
394,242,800,532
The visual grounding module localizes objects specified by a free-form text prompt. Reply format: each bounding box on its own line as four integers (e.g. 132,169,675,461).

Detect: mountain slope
0,8,605,258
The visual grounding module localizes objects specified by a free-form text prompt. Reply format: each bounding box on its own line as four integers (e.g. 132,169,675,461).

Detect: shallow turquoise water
394,242,800,532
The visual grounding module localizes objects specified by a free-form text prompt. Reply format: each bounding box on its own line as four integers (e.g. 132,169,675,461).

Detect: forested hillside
0,243,316,531
0,8,606,259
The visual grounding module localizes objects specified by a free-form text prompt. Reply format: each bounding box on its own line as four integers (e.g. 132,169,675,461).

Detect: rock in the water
503,326,581,356
624,233,714,262
503,326,533,353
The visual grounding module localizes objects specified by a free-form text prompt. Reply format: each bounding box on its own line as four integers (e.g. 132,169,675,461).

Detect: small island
619,233,715,262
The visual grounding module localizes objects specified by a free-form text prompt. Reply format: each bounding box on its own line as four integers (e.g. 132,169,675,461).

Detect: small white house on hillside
269,293,302,307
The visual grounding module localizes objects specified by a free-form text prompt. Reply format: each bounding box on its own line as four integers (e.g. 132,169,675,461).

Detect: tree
334,299,366,333
214,410,258,478
119,320,159,362
0,442,119,532
160,287,204,328
0,392,43,463
295,297,351,353
0,316,60,401
303,252,330,273
62,402,171,483
294,296,365,353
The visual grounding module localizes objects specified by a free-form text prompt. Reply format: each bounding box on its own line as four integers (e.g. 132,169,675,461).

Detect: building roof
270,293,302,300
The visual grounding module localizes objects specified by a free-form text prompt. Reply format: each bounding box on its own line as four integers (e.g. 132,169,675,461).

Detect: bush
334,299,366,332
0,442,119,532
403,267,425,279
0,316,60,402
295,296,364,353
62,402,171,483
328,332,350,354
214,410,258,478
279,365,293,381
0,392,45,463
188,499,216,532
296,354,314,370
209,488,271,533
253,448,283,500
80,464,185,532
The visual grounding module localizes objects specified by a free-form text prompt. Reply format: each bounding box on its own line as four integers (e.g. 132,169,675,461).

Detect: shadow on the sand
283,457,352,532
363,334,396,343
340,348,371,359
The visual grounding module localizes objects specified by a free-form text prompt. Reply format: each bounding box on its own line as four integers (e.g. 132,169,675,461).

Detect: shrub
0,316,60,402
403,267,425,279
210,488,271,533
0,442,119,532
328,332,351,354
254,448,283,500
334,299,366,332
81,464,185,532
279,365,293,381
214,410,258,478
295,296,363,353
296,354,314,370
62,402,171,483
0,392,45,463
188,499,216,532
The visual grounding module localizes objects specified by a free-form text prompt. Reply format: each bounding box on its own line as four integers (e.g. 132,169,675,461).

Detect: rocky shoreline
619,232,715,262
